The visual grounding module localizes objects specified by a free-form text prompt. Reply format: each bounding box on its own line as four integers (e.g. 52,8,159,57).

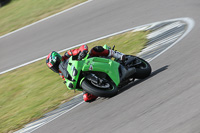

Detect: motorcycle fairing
82,57,120,86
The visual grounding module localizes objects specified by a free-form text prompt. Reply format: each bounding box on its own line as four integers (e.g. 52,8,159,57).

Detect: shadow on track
118,65,169,94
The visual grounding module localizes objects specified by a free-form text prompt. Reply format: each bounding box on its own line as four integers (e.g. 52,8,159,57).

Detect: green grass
87,31,149,55
0,1,150,132
0,30,149,133
0,0,87,36
0,0,150,132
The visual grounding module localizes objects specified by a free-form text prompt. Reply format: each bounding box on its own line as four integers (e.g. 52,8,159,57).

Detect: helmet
46,51,62,73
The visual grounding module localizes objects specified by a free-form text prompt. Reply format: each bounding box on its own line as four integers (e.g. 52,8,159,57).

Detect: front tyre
81,79,118,97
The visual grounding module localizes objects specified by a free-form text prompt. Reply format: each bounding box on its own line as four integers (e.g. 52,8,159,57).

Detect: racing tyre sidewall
81,79,118,97
134,57,151,79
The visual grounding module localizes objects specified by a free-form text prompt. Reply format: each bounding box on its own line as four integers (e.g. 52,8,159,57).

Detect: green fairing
82,57,120,86
64,56,86,91
64,55,120,91
64,44,120,91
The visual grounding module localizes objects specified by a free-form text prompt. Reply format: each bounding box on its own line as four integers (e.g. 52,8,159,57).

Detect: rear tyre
134,57,151,79
81,79,118,97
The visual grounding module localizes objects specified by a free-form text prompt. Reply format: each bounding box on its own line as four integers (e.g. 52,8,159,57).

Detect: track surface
3,0,200,132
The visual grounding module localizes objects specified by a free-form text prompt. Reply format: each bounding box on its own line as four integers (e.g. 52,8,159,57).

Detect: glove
78,50,88,60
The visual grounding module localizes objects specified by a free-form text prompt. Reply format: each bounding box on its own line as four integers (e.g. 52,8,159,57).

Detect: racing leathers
59,45,125,80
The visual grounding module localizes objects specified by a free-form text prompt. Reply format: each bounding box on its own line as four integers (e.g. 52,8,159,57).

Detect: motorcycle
59,45,151,97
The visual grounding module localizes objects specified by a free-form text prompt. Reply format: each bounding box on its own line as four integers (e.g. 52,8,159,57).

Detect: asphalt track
2,0,200,132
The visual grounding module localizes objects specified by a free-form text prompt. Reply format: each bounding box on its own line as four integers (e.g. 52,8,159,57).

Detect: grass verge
0,30,149,133
0,0,87,36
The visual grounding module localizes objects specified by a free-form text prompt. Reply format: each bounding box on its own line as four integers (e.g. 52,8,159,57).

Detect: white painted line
140,32,184,53
148,18,195,62
15,101,84,133
30,101,84,132
0,0,93,40
147,21,184,39
14,17,195,133
17,122,45,133
0,25,140,75
0,18,194,75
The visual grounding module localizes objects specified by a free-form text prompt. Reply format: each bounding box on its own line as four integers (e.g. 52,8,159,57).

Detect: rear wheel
81,79,118,97
134,57,151,79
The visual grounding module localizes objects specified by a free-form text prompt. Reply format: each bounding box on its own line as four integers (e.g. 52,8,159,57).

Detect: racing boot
108,50,125,61
83,92,98,102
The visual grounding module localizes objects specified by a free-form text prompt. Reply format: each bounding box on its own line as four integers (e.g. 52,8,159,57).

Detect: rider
46,44,125,102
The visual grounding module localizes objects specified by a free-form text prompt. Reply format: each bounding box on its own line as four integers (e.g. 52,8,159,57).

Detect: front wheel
81,79,118,97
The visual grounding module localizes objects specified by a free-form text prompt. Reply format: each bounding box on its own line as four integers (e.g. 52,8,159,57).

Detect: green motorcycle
59,45,151,97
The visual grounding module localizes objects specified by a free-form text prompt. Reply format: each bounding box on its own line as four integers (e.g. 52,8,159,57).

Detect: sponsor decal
89,64,93,70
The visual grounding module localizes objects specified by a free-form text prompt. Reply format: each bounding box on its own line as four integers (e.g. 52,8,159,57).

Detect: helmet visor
49,60,60,73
